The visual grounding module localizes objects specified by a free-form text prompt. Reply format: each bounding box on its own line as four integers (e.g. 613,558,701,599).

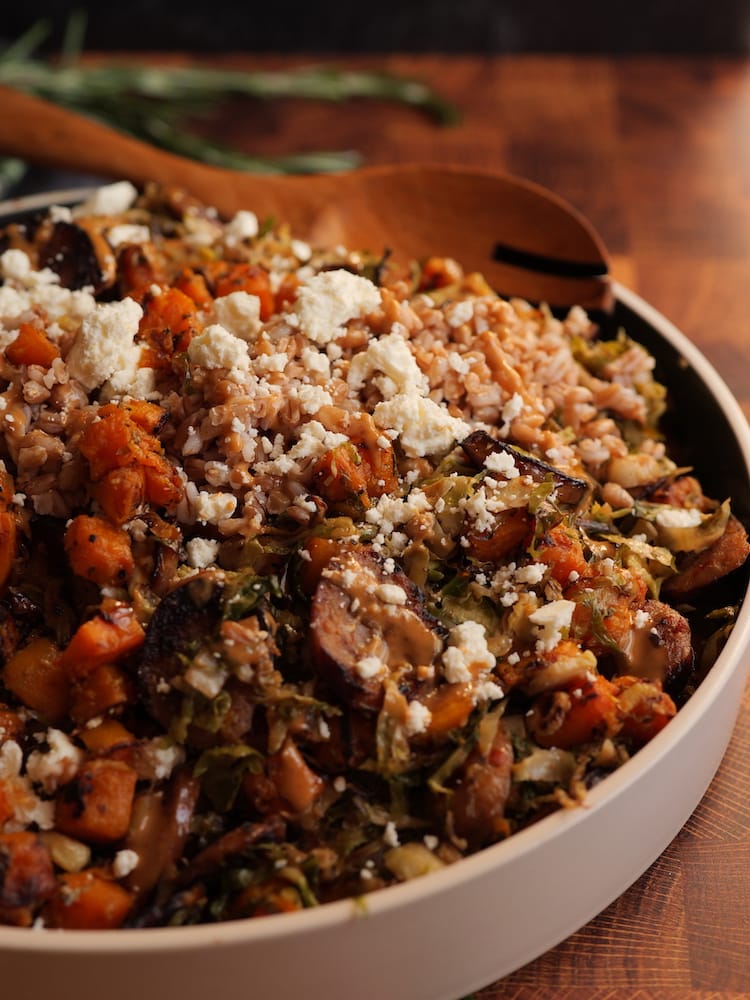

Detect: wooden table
21,53,750,997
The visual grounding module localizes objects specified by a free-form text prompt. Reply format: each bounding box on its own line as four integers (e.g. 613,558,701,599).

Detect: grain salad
0,181,747,929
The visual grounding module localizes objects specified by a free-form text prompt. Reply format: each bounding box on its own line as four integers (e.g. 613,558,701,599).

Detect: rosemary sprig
0,17,459,195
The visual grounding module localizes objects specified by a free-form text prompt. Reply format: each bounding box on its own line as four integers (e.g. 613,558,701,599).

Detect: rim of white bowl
1,193,749,954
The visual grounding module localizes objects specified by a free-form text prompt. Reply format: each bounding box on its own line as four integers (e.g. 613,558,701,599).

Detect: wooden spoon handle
0,86,257,200
0,86,610,311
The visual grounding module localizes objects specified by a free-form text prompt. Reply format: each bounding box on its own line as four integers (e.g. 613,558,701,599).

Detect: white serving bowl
1,185,749,1000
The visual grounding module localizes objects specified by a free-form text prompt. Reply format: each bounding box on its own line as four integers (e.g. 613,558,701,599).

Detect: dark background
2,1,750,54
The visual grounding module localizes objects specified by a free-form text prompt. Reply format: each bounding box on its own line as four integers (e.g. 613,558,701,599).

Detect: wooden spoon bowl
0,86,609,310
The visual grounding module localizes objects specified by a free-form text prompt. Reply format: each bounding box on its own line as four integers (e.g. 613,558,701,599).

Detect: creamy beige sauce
326,554,441,669
621,625,669,682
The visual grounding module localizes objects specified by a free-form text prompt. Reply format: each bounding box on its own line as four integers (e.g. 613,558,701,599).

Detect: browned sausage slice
664,515,750,596
310,547,443,712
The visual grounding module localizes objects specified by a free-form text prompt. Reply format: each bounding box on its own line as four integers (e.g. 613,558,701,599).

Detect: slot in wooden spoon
0,86,610,311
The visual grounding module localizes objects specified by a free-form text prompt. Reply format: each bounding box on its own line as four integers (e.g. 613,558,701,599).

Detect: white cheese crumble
224,210,259,245
184,656,228,699
186,537,220,569
106,224,151,249
290,383,334,415
74,181,138,217
383,821,400,848
300,346,331,378
293,270,381,345
0,248,35,282
66,297,144,391
634,608,651,629
374,583,408,606
405,700,432,736
212,291,263,342
188,323,251,373
529,599,577,652
0,740,54,831
514,562,547,585
193,490,238,524
374,391,471,459
347,330,428,398
446,299,474,328
442,620,496,683
655,506,703,528
291,238,312,262
500,392,524,427
256,420,348,478
142,739,185,780
365,489,432,545
459,485,508,535
357,655,388,681
484,449,520,479
25,729,83,794
112,849,140,878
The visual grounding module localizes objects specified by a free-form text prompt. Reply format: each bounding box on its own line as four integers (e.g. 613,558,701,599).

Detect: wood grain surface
21,52,750,996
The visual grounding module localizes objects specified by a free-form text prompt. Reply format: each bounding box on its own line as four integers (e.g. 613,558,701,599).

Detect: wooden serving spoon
0,86,610,311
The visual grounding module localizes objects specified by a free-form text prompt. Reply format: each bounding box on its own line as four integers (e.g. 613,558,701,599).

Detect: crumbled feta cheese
106,224,151,248
375,583,407,606
293,269,381,345
186,537,220,569
365,489,432,542
475,679,505,702
65,297,143,391
300,346,331,378
374,391,471,458
0,740,54,831
290,383,334,414
188,324,250,373
104,364,157,402
258,420,348,478
529,599,576,652
184,656,228,699
49,204,73,223
142,739,185,781
0,248,33,282
484,449,520,479
655,506,703,528
442,621,495,683
254,351,289,374
447,351,471,375
194,490,237,524
357,655,387,681
112,849,140,878
405,700,432,736
446,299,474,328
291,238,312,262
459,485,508,534
347,330,427,398
224,210,259,245
213,291,263,342
514,562,547,585
383,821,400,848
74,181,138,217
500,392,524,426
634,608,651,629
25,729,83,794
